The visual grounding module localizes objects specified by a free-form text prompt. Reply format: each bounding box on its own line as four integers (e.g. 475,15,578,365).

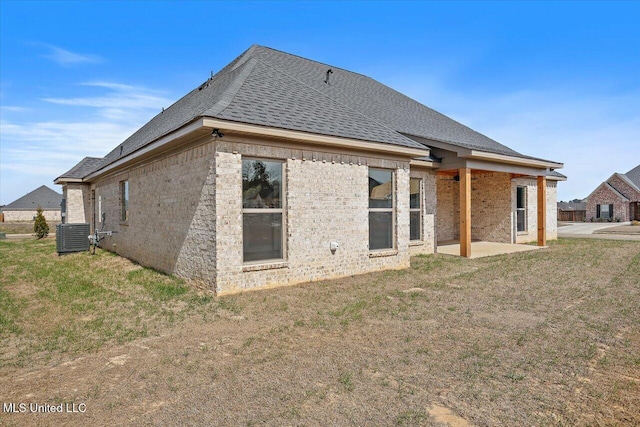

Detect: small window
242,159,285,262
369,169,394,250
120,181,129,222
596,204,613,219
410,178,421,241
516,186,526,232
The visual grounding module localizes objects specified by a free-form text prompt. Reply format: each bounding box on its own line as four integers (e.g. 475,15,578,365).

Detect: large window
369,169,394,250
597,204,613,220
516,186,526,232
242,159,284,262
410,178,421,241
120,180,129,222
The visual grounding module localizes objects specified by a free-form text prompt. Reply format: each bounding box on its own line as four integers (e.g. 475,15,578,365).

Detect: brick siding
69,134,558,293
586,174,640,222
2,210,61,222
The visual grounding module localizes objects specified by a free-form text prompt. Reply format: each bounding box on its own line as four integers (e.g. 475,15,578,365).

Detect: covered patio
410,137,564,258
437,240,546,259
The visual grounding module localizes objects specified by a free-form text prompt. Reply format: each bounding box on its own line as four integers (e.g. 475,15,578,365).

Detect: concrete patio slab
436,241,545,259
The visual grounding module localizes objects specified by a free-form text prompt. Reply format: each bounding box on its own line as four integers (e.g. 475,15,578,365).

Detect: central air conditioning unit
56,223,90,254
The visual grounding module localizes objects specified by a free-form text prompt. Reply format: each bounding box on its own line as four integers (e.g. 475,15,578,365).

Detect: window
516,186,526,232
597,204,613,219
369,169,394,250
242,159,284,262
120,181,129,222
410,178,421,241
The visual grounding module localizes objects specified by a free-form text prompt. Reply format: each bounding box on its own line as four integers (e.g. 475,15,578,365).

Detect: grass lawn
1,238,639,426
0,222,61,235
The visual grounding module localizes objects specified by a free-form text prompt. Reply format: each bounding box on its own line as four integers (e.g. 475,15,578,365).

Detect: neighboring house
55,45,564,294
2,185,62,222
585,164,640,222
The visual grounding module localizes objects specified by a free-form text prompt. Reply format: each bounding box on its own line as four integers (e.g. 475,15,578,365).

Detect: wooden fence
558,210,586,222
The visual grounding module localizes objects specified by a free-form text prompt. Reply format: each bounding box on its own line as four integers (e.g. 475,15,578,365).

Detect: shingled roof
60,45,559,180
3,185,61,211
623,164,640,190
56,157,104,182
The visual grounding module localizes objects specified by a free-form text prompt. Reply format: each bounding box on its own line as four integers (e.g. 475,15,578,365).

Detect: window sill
242,261,288,272
119,222,129,227
409,240,423,246
517,231,528,236
369,249,398,258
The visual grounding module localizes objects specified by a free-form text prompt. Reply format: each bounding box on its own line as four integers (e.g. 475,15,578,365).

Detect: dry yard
1,238,639,426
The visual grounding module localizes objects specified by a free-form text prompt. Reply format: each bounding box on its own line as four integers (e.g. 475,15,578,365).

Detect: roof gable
3,185,61,210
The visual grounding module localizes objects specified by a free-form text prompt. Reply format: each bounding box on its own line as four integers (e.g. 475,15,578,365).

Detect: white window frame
516,185,526,233
368,168,395,251
242,157,286,264
409,178,422,241
120,180,129,222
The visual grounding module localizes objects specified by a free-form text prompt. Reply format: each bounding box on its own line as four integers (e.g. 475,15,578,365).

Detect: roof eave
202,117,431,158
84,117,429,183
405,135,563,170
54,177,84,185
467,150,563,169
84,119,207,181
409,159,440,169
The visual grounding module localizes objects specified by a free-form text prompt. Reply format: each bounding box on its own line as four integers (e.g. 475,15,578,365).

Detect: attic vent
119,146,123,155
324,68,333,84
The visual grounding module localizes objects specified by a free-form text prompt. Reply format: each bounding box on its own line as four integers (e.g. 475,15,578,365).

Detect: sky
1,1,638,205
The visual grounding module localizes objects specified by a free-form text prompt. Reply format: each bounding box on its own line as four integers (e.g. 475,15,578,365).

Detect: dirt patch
1,238,639,426
428,404,473,426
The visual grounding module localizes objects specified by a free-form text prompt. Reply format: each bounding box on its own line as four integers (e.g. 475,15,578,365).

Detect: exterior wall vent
56,223,90,254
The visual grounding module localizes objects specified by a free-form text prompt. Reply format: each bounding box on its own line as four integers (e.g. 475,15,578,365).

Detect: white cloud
0,105,29,112
43,86,169,111
396,81,640,201
0,81,174,204
38,44,104,66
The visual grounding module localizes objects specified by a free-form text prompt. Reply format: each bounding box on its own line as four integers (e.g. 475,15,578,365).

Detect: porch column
460,168,471,257
537,175,546,246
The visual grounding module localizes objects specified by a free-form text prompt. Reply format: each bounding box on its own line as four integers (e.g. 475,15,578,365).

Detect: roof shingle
3,185,61,210
59,45,561,180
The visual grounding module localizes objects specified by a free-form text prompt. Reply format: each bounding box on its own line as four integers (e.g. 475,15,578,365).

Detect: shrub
34,206,49,239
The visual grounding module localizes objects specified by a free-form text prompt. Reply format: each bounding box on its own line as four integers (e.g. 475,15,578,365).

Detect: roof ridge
239,57,422,148
252,45,369,78
203,58,259,118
